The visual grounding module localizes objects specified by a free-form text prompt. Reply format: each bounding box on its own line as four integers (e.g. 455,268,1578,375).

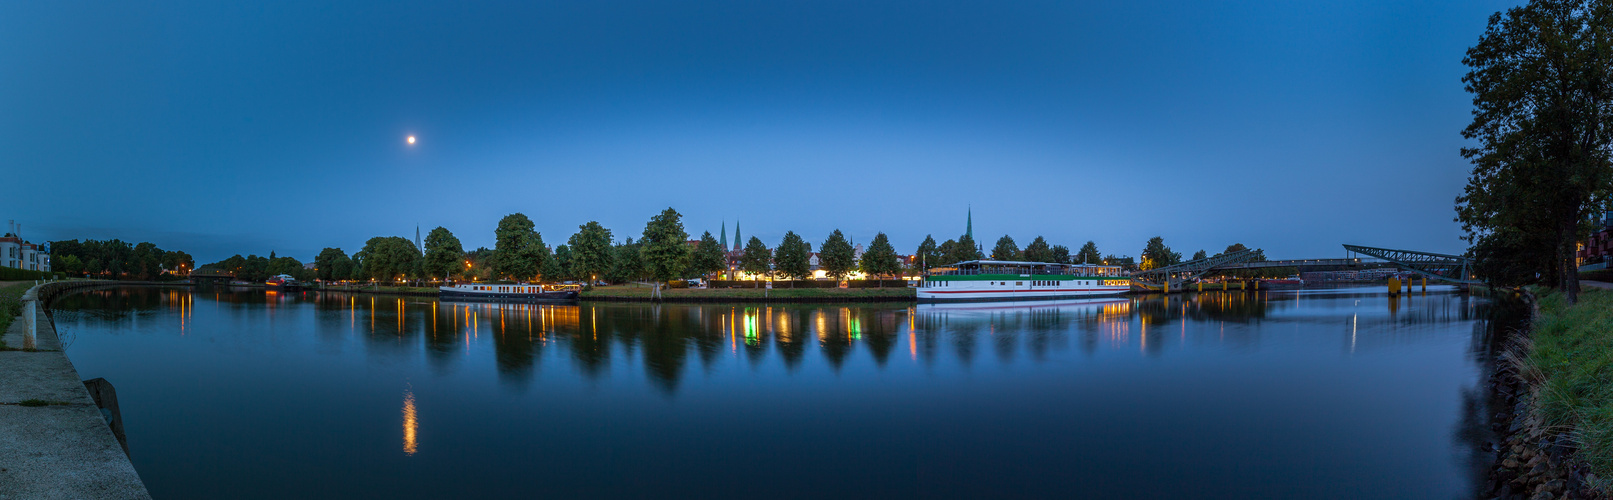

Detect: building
1,221,51,272
1577,214,1613,269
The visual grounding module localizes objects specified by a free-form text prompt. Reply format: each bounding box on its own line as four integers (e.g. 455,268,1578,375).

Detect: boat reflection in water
47,286,1501,499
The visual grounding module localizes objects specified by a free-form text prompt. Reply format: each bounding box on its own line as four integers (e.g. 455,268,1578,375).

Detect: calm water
50,286,1503,499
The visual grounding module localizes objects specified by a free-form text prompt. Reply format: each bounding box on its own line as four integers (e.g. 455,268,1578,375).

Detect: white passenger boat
438,283,579,303
917,260,1131,302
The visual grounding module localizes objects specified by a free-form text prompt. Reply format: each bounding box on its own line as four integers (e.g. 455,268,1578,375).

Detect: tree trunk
1561,217,1580,304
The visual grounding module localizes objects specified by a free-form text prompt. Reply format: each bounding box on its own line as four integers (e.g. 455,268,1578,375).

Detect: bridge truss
1132,249,1262,285
1342,244,1479,284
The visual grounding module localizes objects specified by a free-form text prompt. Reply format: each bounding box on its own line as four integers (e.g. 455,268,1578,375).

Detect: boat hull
916,287,1128,302
438,289,579,303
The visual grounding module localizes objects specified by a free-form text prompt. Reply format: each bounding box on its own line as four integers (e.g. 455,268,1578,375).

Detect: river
48,286,1502,499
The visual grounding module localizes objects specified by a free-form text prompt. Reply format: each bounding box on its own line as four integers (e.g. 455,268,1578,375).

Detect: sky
1,0,1521,264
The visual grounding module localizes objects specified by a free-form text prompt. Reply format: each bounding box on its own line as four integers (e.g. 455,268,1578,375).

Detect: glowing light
406,135,417,145
402,388,418,456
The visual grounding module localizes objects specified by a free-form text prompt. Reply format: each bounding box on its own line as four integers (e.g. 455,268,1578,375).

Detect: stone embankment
0,280,150,499
1485,291,1607,500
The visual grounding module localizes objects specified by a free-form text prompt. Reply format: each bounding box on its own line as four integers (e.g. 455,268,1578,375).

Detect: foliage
1221,243,1250,255
1139,236,1182,270
946,234,982,264
492,213,547,281
568,221,615,285
774,231,812,282
740,236,772,277
1022,236,1053,263
545,245,568,281
315,248,349,281
421,227,464,280
914,235,940,270
859,233,901,283
991,235,1021,261
640,208,691,284
1076,241,1101,264
52,238,191,279
1192,249,1208,261
819,230,856,280
357,236,419,282
688,231,726,279
1049,245,1070,265
606,238,644,283
1455,0,1613,302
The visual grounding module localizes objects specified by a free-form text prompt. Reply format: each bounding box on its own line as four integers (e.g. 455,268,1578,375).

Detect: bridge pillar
1421,276,1426,292
1197,282,1202,292
1388,277,1401,295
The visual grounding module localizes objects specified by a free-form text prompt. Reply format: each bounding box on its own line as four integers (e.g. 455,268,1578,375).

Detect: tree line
49,239,195,280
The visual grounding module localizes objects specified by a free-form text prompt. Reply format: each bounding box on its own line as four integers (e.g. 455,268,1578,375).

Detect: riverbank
1486,288,1612,499
0,282,151,499
581,284,916,303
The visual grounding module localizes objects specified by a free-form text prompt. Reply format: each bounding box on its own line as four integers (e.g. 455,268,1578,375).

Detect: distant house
0,233,50,272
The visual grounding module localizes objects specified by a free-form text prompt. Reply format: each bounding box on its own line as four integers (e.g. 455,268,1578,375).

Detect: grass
1528,288,1613,483
0,281,34,349
581,284,915,300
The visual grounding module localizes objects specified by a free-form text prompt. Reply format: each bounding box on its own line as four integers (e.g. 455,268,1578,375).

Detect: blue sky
1,0,1517,263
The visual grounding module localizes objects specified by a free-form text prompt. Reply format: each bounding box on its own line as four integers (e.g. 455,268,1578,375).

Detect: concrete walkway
0,287,150,499
1582,280,1613,290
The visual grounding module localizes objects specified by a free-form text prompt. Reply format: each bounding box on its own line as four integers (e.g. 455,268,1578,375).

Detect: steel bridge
1341,244,1478,284
1129,244,1477,287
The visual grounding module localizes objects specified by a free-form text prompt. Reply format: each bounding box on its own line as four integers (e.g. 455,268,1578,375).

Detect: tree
955,233,982,262
938,239,958,266
608,238,644,283
1140,236,1181,270
688,231,726,280
1192,249,1208,261
330,254,355,281
1022,236,1052,263
915,235,940,270
1050,245,1071,264
568,221,615,287
640,208,689,296
358,237,420,282
991,235,1020,261
858,232,901,285
740,237,772,279
819,230,856,281
421,227,464,281
1456,0,1613,302
1076,241,1101,264
1221,243,1250,255
493,213,547,281
545,245,567,281
774,231,812,284
58,255,83,276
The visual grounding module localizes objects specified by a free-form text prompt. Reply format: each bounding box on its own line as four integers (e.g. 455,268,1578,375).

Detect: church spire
733,219,742,251
966,206,973,239
720,220,727,249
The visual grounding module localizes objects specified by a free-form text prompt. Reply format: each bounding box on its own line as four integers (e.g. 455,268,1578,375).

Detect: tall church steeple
720,220,727,249
733,219,742,251
966,206,973,239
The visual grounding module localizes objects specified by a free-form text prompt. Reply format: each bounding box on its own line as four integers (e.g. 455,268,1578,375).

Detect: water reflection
47,286,1507,499
48,287,1487,395
402,386,417,456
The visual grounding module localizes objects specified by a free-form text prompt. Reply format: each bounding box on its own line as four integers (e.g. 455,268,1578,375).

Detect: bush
0,267,57,281
846,279,911,288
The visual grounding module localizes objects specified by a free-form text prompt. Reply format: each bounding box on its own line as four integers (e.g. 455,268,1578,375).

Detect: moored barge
438,283,579,303
918,260,1131,302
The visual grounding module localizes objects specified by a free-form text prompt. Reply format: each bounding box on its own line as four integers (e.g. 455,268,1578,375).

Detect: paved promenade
0,285,150,499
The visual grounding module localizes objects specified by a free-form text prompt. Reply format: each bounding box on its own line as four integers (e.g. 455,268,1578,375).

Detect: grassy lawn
1530,288,1613,482
582,284,915,300
0,281,35,348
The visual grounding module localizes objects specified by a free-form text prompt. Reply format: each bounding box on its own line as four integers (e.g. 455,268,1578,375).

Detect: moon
406,135,416,145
